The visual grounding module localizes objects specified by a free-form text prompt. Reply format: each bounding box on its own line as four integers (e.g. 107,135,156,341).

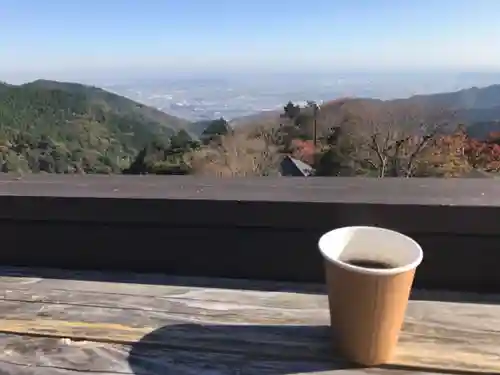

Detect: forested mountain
24,80,191,131
0,80,193,173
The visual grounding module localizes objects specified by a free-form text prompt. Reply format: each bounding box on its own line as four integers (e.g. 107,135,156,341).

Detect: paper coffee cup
318,226,423,366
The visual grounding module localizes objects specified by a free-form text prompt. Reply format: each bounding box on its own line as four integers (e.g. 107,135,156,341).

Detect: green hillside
0,80,193,174
24,80,191,131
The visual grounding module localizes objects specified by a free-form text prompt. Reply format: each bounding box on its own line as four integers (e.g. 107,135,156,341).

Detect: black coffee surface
344,259,394,269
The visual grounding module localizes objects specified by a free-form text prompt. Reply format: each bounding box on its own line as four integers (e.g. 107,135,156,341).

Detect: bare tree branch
334,104,451,177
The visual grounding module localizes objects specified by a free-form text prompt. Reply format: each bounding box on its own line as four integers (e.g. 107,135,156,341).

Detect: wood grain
0,333,429,375
0,269,497,374
2,174,500,206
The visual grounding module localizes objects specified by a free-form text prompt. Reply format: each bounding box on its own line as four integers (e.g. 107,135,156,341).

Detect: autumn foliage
184,98,500,178
466,137,500,172
425,126,500,176
286,122,500,178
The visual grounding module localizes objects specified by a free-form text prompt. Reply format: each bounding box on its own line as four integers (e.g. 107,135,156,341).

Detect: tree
123,138,194,175
334,105,451,177
277,101,315,151
281,101,301,120
169,130,193,151
201,118,231,144
314,125,358,176
366,124,441,177
426,125,500,175
418,125,472,177
190,131,280,177
461,129,500,172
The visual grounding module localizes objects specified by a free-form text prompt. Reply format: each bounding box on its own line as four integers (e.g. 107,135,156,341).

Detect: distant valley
103,73,500,122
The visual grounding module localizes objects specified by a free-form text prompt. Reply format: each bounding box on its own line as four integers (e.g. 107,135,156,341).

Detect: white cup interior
318,226,423,275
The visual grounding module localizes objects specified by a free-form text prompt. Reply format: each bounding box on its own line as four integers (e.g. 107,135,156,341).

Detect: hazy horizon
4,70,500,122
4,70,500,88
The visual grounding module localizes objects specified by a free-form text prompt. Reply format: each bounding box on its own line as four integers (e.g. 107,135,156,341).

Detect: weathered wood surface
0,268,497,374
1,174,500,206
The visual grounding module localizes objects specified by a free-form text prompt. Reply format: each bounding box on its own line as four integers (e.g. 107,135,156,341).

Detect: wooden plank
0,266,327,295
0,333,454,375
0,266,498,305
0,274,497,373
2,174,500,206
0,316,498,372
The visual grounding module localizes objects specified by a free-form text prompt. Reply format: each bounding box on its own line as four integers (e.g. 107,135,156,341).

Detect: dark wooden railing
1,174,499,293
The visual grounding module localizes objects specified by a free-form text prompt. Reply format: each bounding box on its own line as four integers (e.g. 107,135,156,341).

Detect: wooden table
0,267,497,374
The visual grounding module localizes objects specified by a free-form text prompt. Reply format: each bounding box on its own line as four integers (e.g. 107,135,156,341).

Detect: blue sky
1,0,499,80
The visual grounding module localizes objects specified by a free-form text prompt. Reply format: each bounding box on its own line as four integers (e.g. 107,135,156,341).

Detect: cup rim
318,226,423,276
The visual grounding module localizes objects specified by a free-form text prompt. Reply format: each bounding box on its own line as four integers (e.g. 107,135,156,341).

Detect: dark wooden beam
0,174,499,234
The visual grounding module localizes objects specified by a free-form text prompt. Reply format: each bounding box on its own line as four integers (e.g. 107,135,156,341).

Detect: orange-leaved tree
420,126,471,177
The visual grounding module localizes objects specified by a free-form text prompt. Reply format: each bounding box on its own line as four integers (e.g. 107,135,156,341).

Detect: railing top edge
0,174,497,207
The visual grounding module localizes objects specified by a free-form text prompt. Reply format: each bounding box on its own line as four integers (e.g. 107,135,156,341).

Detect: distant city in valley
101,72,500,121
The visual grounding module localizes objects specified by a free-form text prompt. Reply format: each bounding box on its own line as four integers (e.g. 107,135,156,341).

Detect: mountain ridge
22,79,192,132
236,83,500,139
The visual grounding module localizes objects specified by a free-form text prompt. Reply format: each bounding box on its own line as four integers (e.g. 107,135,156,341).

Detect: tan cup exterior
319,226,423,367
